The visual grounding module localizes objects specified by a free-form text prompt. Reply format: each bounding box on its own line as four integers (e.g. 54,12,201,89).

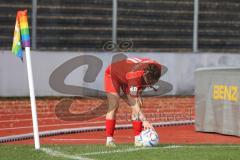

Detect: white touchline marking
77,147,158,156
162,145,183,149
41,148,94,160
51,138,105,141
41,145,240,160
162,145,240,149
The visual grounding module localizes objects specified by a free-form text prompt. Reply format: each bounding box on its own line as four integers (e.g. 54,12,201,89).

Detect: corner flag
12,10,40,150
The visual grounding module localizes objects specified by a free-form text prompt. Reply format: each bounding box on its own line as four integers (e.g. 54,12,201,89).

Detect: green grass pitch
0,144,240,160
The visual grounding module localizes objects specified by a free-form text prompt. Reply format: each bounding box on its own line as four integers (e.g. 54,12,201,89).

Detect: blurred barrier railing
28,0,196,52
112,0,117,48
193,0,199,52
32,0,37,50
2,0,240,52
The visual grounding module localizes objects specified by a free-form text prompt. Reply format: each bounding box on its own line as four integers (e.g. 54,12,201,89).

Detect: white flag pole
25,47,40,150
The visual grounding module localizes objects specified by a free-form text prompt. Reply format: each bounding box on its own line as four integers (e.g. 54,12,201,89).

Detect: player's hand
142,120,154,130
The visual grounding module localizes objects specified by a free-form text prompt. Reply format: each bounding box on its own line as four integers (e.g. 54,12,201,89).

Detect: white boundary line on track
0,120,195,143
0,121,106,131
0,110,157,123
0,119,132,131
41,148,94,160
0,115,105,122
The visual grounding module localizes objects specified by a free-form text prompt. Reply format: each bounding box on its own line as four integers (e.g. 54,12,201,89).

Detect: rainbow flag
12,10,30,59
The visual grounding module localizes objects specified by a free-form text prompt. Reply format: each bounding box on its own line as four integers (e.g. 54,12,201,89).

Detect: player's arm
126,70,154,130
127,93,154,130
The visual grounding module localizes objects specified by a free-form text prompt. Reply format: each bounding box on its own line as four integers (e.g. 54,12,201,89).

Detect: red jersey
104,57,161,95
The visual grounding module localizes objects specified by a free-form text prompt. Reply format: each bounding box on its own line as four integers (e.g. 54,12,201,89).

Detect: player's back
106,57,153,83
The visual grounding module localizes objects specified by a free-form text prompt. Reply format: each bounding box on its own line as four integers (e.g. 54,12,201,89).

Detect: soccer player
104,57,162,147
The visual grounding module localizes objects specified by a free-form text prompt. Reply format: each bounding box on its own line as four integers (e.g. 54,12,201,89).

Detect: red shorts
104,67,123,94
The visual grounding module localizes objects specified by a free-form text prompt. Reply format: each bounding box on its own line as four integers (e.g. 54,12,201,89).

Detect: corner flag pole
25,47,40,150
12,10,40,150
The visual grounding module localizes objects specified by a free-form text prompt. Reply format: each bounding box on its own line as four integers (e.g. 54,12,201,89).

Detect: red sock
132,121,143,136
106,119,116,137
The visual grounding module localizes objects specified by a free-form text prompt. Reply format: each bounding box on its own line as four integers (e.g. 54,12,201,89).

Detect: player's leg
132,109,143,147
127,94,143,146
105,92,119,147
104,69,120,147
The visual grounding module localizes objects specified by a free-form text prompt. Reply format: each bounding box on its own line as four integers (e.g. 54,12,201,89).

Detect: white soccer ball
140,129,159,147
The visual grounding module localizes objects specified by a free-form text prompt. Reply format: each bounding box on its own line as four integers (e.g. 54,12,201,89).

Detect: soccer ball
140,129,159,147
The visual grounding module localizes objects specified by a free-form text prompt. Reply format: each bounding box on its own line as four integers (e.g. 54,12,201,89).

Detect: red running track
7,125,240,145
0,97,195,137
1,97,240,145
